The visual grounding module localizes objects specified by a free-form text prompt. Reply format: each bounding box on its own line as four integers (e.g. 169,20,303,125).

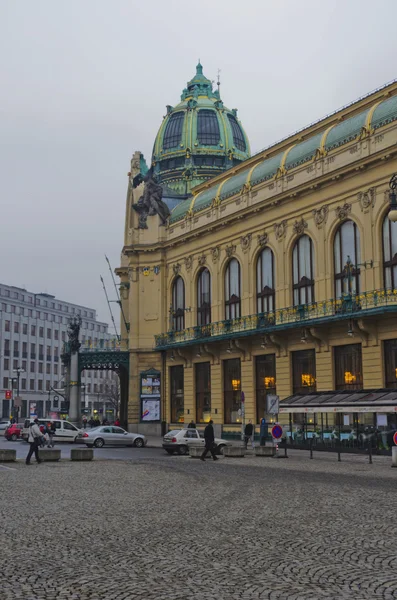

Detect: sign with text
140,369,161,422
267,394,280,415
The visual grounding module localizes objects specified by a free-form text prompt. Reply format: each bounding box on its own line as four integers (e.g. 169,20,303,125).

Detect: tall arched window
197,268,211,326
383,215,397,289
334,220,361,297
293,235,314,306
225,259,241,319
172,276,185,331
256,247,275,313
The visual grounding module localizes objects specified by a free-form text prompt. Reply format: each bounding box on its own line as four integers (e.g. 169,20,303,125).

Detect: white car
22,419,83,443
0,421,11,432
162,428,230,455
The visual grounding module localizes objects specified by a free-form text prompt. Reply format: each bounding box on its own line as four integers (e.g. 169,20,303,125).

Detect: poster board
140,368,161,422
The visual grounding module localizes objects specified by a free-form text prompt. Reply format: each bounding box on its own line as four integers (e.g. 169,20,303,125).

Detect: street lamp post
12,367,25,423
388,174,397,222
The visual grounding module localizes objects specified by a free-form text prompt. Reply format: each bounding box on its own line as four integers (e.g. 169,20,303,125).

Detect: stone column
68,350,80,426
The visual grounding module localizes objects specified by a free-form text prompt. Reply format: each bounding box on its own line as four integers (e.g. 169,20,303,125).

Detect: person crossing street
200,420,218,462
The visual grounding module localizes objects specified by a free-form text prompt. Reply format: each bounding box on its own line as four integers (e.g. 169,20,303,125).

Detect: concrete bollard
71,448,94,461
189,446,203,458
0,449,16,462
38,448,61,462
392,446,397,467
255,446,275,457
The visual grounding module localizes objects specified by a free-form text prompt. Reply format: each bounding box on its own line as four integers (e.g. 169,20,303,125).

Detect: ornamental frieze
257,232,269,247
292,217,308,236
335,203,352,220
240,234,252,252
274,220,288,241
312,205,329,228
357,188,375,212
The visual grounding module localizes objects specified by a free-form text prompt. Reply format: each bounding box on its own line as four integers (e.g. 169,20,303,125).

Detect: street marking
0,464,17,471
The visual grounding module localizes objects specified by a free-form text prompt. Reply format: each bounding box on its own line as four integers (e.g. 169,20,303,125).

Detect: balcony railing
155,288,397,349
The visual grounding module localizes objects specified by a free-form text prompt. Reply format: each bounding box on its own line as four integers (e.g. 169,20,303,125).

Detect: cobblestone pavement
1,453,397,599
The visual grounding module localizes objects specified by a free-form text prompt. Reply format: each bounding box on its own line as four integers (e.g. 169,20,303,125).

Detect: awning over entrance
279,389,397,414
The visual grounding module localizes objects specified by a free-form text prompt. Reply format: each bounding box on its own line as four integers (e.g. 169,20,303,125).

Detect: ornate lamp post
388,174,397,222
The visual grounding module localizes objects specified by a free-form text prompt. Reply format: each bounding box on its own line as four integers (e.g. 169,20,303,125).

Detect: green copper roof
324,110,369,150
372,95,397,130
169,197,191,223
285,133,323,169
220,168,251,200
250,152,283,186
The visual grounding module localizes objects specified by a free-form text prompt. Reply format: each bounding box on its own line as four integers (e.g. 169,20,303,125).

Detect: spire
196,60,203,75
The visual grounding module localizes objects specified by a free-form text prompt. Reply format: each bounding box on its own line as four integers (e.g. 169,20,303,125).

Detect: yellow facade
117,82,397,434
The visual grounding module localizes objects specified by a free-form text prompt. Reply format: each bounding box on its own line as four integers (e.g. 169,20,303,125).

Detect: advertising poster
140,370,161,422
141,399,161,421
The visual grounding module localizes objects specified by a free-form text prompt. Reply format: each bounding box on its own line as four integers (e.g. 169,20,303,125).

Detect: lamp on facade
170,350,175,361
226,340,233,354
300,329,307,343
388,174,397,222
260,337,266,349
347,319,354,337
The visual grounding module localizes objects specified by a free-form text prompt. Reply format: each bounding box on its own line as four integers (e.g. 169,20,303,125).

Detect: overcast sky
2,0,397,332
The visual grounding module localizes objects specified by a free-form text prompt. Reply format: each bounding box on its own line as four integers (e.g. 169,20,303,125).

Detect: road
1,442,397,599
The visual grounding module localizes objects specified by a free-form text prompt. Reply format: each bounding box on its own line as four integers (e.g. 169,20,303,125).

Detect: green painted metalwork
154,288,397,349
79,350,129,372
372,95,397,130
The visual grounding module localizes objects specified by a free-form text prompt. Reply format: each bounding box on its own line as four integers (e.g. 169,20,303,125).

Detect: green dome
152,62,251,195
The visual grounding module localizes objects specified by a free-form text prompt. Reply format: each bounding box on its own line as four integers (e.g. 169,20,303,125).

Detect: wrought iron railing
155,288,397,348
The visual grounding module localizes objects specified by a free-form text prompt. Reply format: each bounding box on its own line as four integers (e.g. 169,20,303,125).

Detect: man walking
26,418,42,465
188,419,196,429
200,419,218,461
244,419,255,449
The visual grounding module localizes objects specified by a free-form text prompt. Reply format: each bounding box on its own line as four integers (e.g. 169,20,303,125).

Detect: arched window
197,110,220,145
225,259,241,319
334,220,361,297
197,268,211,326
256,247,275,313
171,276,185,331
163,112,185,150
227,114,246,151
293,235,314,305
383,215,397,289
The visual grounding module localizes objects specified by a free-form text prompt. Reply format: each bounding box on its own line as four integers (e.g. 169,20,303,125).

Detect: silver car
162,428,229,455
82,426,146,448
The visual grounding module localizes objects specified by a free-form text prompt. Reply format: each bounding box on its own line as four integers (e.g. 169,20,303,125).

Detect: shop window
384,339,397,389
256,354,276,422
293,235,314,306
171,276,185,331
256,247,275,313
225,259,241,320
197,268,211,326
334,344,363,390
292,349,316,394
383,215,397,289
195,362,211,423
334,220,361,297
170,365,184,423
197,110,220,145
224,358,241,424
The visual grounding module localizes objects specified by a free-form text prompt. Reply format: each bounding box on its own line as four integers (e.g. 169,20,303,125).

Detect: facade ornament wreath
357,188,375,212
225,243,236,258
257,232,269,247
335,203,352,220
198,254,206,267
184,256,193,271
312,205,329,228
240,233,252,252
173,262,181,276
292,217,308,236
274,220,288,241
210,246,220,263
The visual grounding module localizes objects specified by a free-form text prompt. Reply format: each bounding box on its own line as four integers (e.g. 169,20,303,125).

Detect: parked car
5,423,22,441
0,421,10,432
162,428,230,455
22,419,83,443
82,426,146,448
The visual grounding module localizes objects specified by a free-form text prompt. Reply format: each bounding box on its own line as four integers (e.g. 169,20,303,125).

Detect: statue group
132,169,170,229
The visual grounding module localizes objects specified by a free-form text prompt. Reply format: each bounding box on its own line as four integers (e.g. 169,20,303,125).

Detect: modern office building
0,283,117,421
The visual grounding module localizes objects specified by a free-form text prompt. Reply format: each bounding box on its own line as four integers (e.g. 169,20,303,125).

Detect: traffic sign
5,390,12,400
271,424,283,440
393,432,397,446
267,394,279,415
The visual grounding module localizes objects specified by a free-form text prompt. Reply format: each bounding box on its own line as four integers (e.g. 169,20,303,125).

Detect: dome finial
196,60,203,75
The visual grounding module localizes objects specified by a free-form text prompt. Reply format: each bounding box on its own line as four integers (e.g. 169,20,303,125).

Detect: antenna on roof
217,68,221,94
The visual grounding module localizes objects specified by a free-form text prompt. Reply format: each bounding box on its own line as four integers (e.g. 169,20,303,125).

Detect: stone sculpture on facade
133,169,171,229
67,316,82,353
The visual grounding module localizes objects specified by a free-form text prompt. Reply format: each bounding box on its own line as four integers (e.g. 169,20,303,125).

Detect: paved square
1,452,397,599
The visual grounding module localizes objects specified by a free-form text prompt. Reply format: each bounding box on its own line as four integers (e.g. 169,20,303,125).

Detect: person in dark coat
187,420,196,429
200,420,218,461
244,420,254,449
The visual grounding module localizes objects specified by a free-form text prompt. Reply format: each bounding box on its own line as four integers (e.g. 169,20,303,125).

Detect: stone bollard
189,446,203,459
71,448,94,461
0,449,16,462
223,446,245,458
38,448,61,462
392,447,397,468
255,446,275,457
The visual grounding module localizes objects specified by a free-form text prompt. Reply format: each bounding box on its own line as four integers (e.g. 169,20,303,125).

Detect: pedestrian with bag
244,419,255,449
26,418,43,465
200,419,218,462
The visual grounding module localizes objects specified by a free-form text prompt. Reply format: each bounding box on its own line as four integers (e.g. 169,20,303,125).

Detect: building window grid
195,362,211,423
334,220,361,297
255,354,276,422
163,112,185,149
334,344,363,390
227,114,246,151
256,247,275,313
383,216,397,289
197,268,211,326
224,358,242,424
197,110,220,146
170,365,184,423
293,235,315,306
172,276,185,332
225,259,241,320
292,349,317,394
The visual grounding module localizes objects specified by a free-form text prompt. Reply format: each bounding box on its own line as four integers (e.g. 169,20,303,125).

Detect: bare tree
100,375,120,418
